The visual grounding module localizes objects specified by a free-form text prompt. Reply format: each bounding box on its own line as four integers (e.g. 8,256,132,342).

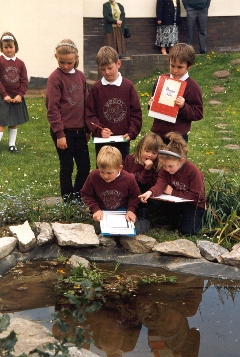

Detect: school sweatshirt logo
4,66,19,83
100,190,123,209
68,84,83,106
103,98,127,123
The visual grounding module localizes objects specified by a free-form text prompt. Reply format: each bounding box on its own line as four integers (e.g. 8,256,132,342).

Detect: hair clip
2,35,14,41
158,150,182,159
56,43,78,52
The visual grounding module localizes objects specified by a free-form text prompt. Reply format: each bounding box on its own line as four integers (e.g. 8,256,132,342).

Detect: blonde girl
139,132,206,234
46,39,90,201
0,32,29,153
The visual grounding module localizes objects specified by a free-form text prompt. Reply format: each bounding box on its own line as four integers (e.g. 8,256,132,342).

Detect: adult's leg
50,129,74,198
196,8,208,53
186,9,198,46
73,132,90,193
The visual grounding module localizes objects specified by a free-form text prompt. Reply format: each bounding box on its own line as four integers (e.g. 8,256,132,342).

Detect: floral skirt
155,25,179,48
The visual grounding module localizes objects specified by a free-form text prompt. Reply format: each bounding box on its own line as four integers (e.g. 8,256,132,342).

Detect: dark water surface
1,261,240,357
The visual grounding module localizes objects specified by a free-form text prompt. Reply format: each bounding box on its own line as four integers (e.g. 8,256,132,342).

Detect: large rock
51,222,99,247
217,242,240,266
69,255,91,270
120,234,156,254
153,239,201,259
197,240,228,261
32,222,54,245
9,220,36,253
0,237,17,259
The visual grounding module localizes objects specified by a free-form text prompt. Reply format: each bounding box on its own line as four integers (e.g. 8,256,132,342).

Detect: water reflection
1,262,240,356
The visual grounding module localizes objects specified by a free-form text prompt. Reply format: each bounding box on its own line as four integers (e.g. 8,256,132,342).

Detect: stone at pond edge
69,255,91,270
197,240,228,262
120,234,157,254
9,220,36,253
217,242,240,266
0,237,17,259
153,239,201,259
52,222,99,247
32,222,54,245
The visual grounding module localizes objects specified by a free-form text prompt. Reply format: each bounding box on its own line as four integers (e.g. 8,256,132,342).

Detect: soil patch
25,88,46,98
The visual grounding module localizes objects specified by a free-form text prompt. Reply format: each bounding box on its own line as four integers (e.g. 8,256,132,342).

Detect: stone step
88,70,99,81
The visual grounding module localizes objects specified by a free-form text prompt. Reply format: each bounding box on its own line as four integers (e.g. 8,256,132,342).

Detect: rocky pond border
1,220,240,281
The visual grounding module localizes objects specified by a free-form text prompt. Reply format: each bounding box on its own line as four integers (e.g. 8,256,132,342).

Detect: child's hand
148,96,154,107
12,95,22,103
126,211,136,223
4,95,12,103
139,190,152,203
123,134,130,141
101,128,113,138
175,96,185,108
144,159,153,170
57,137,68,150
93,210,103,222
164,185,173,195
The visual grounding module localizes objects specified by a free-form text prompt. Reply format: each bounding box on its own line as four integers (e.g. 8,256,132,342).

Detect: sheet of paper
151,194,193,202
93,136,125,143
100,210,135,235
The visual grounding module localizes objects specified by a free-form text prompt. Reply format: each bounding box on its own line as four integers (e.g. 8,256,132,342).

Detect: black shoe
200,51,207,54
9,145,18,154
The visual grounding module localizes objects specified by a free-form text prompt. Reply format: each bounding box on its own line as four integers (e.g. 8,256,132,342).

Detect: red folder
148,75,187,123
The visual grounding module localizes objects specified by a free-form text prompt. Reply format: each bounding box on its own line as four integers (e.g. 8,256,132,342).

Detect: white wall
84,0,240,17
0,0,84,79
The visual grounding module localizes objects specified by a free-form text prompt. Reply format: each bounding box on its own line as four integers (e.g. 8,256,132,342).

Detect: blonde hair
96,46,119,67
0,32,19,53
97,146,123,169
134,133,164,172
169,43,195,68
55,39,79,68
159,132,188,161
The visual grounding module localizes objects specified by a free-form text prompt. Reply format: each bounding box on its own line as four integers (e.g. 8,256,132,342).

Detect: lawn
1,52,240,243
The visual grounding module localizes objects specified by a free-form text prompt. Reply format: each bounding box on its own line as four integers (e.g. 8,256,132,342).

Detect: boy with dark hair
86,46,142,160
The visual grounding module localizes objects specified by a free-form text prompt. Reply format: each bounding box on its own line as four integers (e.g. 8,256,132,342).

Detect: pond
1,261,240,357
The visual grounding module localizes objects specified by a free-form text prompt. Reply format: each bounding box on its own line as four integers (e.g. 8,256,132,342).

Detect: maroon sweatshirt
80,169,140,213
86,78,142,139
46,68,88,139
0,56,28,98
150,160,206,209
123,154,158,188
151,75,203,138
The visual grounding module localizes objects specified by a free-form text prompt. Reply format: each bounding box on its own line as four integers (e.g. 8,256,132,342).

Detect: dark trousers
156,200,205,235
95,141,130,163
51,128,90,198
186,8,208,53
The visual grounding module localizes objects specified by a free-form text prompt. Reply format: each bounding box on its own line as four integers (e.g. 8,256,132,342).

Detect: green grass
1,52,240,243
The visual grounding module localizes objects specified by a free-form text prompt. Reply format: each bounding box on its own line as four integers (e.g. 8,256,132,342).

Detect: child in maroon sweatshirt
86,46,142,160
81,145,150,235
139,132,206,235
46,39,90,201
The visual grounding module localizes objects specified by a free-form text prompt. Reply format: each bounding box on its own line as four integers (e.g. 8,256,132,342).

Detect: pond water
1,261,240,357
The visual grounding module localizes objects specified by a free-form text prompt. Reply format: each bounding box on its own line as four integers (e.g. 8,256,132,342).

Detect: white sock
8,128,17,147
0,132,3,141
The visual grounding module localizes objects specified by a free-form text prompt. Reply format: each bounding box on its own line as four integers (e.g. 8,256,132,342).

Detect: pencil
91,122,104,130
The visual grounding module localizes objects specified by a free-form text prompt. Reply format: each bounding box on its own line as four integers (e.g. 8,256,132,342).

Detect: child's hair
55,39,79,68
159,132,188,160
97,145,123,169
133,133,164,172
169,43,195,68
96,46,119,67
0,32,19,53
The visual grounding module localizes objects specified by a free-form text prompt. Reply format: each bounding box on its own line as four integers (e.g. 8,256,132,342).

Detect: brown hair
96,46,119,67
133,133,164,172
0,32,19,53
55,39,79,68
97,145,123,169
169,43,195,68
159,132,188,160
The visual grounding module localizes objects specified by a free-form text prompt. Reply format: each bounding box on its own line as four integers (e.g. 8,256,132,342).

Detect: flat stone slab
213,70,230,78
0,237,17,259
209,100,222,105
211,86,225,93
224,144,240,150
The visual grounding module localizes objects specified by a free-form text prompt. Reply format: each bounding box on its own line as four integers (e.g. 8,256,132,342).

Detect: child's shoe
9,145,18,154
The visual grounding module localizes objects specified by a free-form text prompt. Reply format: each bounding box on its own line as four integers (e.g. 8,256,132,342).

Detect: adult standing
155,0,181,55
103,0,126,57
182,0,211,54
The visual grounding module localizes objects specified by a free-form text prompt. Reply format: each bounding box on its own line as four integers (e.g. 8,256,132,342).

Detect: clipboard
92,135,126,144
100,210,136,236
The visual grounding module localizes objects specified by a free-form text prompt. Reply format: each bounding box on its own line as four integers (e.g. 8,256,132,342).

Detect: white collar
101,72,122,86
58,68,75,74
170,72,189,81
2,54,16,61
